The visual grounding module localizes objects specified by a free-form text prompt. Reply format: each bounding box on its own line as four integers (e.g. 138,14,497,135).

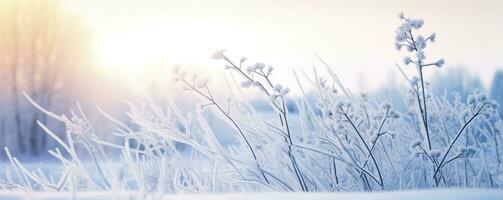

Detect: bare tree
0,0,93,156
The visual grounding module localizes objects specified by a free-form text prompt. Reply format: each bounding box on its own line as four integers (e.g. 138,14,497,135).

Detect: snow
0,189,501,200
1,13,502,198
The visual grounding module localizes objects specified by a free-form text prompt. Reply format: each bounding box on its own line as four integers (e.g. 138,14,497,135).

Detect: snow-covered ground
0,189,501,200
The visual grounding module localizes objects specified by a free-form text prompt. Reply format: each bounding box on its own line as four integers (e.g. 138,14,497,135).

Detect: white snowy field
0,189,501,200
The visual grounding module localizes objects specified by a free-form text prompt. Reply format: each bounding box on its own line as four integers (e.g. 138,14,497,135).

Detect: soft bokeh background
64,0,503,90
0,0,502,158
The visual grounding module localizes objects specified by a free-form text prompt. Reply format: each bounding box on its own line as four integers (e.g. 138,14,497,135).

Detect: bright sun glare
94,21,247,77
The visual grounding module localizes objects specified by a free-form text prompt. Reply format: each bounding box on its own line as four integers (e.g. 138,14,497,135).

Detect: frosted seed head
409,139,422,149
197,103,208,111
416,51,425,60
195,78,210,89
477,93,487,102
415,35,426,50
395,29,408,42
389,132,397,139
410,19,424,29
403,56,413,65
395,43,402,50
280,87,290,96
267,65,274,74
240,56,247,63
410,76,420,86
389,110,401,119
366,129,373,136
428,33,436,42
246,65,254,74
398,12,405,19
270,94,279,101
335,100,345,108
372,114,381,121
360,93,368,100
406,97,415,106
435,59,445,67
473,88,481,94
490,100,499,109
224,65,233,70
273,84,283,92
467,95,476,105
381,101,392,110
338,125,347,132
369,134,378,144
346,101,353,108
211,49,226,60
321,109,332,118
413,150,423,157
459,147,476,158
482,112,492,119
254,62,266,70
417,19,424,28
429,149,442,159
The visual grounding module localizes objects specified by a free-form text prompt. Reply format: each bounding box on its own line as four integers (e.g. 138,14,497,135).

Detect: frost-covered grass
0,13,502,197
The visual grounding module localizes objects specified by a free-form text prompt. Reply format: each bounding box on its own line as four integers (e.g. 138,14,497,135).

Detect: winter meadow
0,0,502,199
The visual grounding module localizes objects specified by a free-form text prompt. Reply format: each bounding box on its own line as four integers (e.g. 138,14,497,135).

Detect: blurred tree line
491,71,503,117
0,0,94,157
380,67,503,118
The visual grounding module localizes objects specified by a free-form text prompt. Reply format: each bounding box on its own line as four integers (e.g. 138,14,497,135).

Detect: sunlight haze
63,0,503,92
2,1,503,198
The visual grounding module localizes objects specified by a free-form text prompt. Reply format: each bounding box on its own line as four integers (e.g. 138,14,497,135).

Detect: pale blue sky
64,0,503,92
